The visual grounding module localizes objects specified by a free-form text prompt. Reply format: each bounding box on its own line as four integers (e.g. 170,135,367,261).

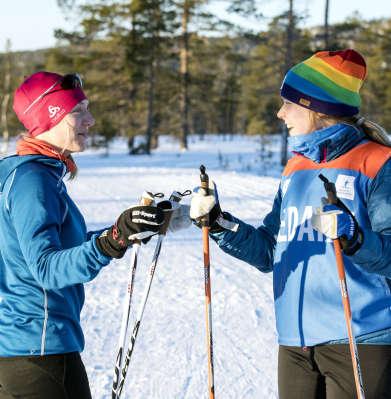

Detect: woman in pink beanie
0,72,165,398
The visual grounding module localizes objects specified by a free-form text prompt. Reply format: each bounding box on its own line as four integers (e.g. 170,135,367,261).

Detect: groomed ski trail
67,136,280,399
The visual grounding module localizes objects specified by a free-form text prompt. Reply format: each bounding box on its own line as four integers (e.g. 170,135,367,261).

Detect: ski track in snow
65,136,282,399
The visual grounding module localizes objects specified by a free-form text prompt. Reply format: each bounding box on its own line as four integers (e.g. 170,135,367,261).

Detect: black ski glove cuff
96,229,127,259
342,227,363,256
209,209,227,233
193,205,234,234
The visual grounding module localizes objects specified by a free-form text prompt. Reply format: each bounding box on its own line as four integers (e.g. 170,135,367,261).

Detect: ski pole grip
169,191,183,203
158,190,191,234
319,174,349,250
200,165,209,196
140,191,155,206
319,174,338,205
199,165,210,227
158,192,184,235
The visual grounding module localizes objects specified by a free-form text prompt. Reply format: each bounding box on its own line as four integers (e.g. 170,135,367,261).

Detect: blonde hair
309,112,391,147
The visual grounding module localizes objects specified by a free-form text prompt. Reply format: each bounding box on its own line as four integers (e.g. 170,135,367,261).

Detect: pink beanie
13,71,87,137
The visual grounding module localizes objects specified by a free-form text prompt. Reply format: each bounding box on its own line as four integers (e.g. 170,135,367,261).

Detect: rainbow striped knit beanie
280,49,367,116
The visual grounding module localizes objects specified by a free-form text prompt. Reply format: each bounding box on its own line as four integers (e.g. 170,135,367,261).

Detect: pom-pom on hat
13,71,87,137
280,49,367,117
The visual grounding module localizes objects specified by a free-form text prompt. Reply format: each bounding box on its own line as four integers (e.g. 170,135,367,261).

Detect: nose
277,104,285,120
84,111,95,128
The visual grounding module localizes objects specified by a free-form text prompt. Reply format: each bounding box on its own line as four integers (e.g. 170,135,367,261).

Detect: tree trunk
145,59,156,154
1,94,10,155
127,8,139,155
179,0,190,150
281,0,294,166
324,0,330,48
1,39,11,156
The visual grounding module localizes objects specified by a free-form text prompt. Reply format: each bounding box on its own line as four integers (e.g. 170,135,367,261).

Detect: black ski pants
0,352,92,399
278,344,391,399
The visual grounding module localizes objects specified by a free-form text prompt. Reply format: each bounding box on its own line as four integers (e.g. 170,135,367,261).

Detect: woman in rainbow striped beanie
279,49,390,144
190,49,391,398
274,49,391,398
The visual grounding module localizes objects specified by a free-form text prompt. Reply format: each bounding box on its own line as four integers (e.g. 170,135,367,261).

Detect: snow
65,134,283,399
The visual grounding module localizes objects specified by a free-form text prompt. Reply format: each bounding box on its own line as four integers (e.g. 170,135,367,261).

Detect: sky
0,0,390,52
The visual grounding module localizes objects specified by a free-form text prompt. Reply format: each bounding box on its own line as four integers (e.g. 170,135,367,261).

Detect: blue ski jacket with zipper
0,155,111,356
211,124,391,346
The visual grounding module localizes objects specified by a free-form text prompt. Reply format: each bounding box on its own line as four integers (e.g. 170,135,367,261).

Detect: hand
190,181,222,227
311,202,363,254
155,199,192,233
167,204,192,233
97,205,165,258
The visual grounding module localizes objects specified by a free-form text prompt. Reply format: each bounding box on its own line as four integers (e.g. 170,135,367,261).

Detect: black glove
96,205,165,258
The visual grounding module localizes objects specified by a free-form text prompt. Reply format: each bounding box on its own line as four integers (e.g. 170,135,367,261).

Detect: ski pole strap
141,191,164,206
170,189,192,202
318,174,354,216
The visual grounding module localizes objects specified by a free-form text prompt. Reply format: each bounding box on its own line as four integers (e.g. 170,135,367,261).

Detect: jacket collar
288,123,366,163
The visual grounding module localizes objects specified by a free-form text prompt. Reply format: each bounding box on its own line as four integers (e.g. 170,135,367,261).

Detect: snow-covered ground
66,135,283,399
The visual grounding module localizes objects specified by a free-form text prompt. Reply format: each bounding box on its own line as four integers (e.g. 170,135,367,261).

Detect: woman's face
277,99,316,136
38,100,95,154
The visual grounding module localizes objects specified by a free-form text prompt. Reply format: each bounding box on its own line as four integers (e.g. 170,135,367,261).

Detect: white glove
168,204,192,232
311,208,341,239
311,203,357,241
189,181,219,221
189,181,238,232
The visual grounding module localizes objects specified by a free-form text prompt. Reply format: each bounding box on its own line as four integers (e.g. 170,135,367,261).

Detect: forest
1,0,391,160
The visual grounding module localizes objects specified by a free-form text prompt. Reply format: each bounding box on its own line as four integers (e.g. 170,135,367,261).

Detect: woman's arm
351,158,391,277
210,188,282,272
8,166,111,290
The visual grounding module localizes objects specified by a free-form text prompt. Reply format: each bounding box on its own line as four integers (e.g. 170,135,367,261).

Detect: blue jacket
212,124,391,346
0,155,111,356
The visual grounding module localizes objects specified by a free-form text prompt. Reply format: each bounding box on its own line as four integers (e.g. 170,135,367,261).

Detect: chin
76,146,86,153
67,145,84,154
288,129,298,136
75,141,87,153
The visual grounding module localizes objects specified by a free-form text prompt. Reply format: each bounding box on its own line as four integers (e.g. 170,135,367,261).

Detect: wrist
342,228,363,256
210,212,239,233
96,229,127,259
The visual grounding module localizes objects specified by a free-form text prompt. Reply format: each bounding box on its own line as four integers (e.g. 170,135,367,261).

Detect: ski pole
199,165,215,399
319,174,365,399
116,189,191,398
112,191,163,399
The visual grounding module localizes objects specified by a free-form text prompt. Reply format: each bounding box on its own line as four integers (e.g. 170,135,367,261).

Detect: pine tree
1,39,12,155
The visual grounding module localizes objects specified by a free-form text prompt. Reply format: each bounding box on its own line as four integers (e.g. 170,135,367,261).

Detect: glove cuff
210,211,239,233
342,228,363,256
96,229,127,259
